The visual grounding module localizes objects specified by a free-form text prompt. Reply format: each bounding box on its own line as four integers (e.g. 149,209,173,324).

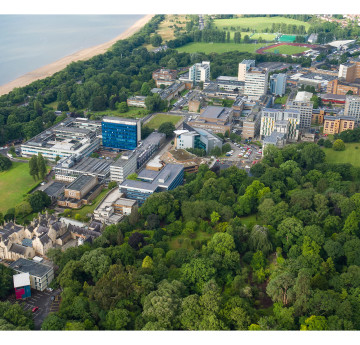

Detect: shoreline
0,14,154,97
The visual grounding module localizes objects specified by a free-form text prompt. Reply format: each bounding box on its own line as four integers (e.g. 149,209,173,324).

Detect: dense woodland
2,143,359,330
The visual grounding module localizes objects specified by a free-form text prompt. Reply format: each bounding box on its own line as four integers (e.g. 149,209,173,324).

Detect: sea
0,14,144,86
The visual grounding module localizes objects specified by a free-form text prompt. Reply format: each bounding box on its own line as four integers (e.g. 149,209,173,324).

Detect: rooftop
102,116,139,124
200,106,233,120
66,175,96,192
43,181,66,197
10,258,52,278
13,272,30,288
294,91,313,102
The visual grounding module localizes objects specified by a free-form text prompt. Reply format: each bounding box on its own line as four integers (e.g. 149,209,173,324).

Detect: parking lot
8,288,61,330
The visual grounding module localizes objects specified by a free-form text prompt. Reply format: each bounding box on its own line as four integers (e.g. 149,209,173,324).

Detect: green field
177,42,269,54
0,162,42,213
146,114,182,129
89,107,149,120
264,45,310,55
214,16,311,32
324,143,360,167
250,33,277,41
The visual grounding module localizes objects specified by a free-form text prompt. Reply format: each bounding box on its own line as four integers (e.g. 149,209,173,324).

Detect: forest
2,143,359,330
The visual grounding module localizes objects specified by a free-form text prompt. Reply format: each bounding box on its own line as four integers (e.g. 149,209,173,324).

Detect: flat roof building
344,95,360,120
286,91,314,129
238,59,256,82
101,116,141,151
110,151,138,183
323,116,356,135
189,61,210,84
120,164,184,206
270,73,287,96
10,258,54,292
244,67,269,100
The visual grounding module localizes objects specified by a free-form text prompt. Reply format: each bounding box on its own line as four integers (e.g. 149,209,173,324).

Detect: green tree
142,255,154,270
150,34,163,47
29,155,39,180
333,139,345,151
141,82,151,96
105,308,130,330
117,102,129,113
37,153,47,180
28,191,51,212
158,122,176,138
0,155,12,172
301,315,328,330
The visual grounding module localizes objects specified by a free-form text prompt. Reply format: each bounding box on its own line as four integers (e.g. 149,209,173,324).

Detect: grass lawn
264,45,310,55
250,32,277,41
146,114,182,129
240,214,259,227
177,42,269,54
46,101,58,110
323,143,360,167
274,95,288,105
213,16,310,32
0,162,42,213
89,107,149,119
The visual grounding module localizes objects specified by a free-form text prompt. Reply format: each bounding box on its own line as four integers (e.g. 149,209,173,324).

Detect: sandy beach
0,14,154,97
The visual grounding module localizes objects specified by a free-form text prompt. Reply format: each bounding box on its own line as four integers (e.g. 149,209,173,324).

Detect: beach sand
0,14,154,97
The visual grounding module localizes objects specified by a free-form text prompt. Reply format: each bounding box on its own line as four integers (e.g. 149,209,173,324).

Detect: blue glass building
102,117,141,150
270,73,287,97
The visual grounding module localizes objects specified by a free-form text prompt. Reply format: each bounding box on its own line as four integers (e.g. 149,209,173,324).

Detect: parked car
32,307,39,313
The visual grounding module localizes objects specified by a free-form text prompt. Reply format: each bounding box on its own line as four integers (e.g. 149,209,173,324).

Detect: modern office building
244,67,269,100
188,106,233,134
189,61,210,84
135,131,166,169
344,95,360,120
286,91,314,129
270,73,287,96
110,151,138,183
174,125,222,154
261,109,300,141
21,118,101,161
238,59,256,81
119,164,184,206
242,107,262,140
323,116,355,135
101,117,141,151
338,59,360,83
10,258,54,292
54,156,111,183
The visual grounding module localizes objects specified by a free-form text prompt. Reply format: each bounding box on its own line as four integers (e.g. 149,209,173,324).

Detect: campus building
338,59,360,83
286,91,314,129
152,68,177,87
110,151,138,184
174,126,222,154
261,109,300,141
323,116,355,135
270,73,287,96
135,131,166,169
242,107,262,140
188,106,233,134
127,96,146,108
21,118,101,161
119,164,184,206
238,59,255,81
13,273,31,300
326,79,360,96
54,156,111,183
101,117,141,151
344,95,360,120
244,67,269,100
189,61,210,84
10,258,54,292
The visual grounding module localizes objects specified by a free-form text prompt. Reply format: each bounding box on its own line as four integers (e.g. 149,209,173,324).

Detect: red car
32,307,39,313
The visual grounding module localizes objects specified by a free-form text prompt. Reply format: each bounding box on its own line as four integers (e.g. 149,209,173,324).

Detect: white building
189,61,210,84
238,59,256,81
286,91,314,129
344,95,360,120
110,151,137,183
244,67,269,100
260,109,300,141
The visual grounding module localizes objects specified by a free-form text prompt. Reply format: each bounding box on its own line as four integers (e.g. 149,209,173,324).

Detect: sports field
177,42,269,54
213,16,311,32
324,143,360,167
146,114,182,130
264,45,310,55
0,162,41,213
250,33,277,41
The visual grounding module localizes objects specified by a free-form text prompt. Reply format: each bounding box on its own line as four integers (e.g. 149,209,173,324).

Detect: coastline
0,14,154,97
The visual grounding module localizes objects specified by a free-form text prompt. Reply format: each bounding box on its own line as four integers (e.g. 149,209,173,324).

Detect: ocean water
0,14,144,86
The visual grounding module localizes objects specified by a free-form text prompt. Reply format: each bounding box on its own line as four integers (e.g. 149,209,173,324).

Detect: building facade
238,59,255,81
110,151,138,183
244,67,269,100
261,109,300,141
270,73,287,96
344,95,360,120
323,116,355,134
127,96,146,108
189,61,210,84
286,91,314,129
101,117,141,151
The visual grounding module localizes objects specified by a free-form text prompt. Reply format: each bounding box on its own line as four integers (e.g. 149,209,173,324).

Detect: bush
0,155,12,172
333,139,346,151
324,139,333,148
